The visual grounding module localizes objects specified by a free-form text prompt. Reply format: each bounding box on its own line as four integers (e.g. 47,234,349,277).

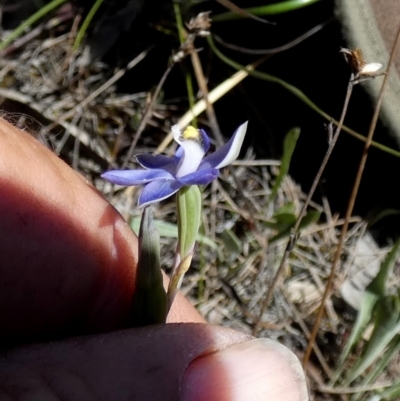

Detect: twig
122,61,174,168
318,382,393,395
213,19,330,55
156,59,265,153
215,0,272,24
282,290,332,377
253,73,356,336
302,23,400,367
190,49,224,146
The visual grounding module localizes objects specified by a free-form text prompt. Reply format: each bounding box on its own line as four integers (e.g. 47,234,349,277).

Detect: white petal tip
215,121,248,169
172,125,181,141
361,63,383,75
234,121,248,141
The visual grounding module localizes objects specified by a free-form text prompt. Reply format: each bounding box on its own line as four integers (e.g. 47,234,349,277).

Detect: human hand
0,118,308,400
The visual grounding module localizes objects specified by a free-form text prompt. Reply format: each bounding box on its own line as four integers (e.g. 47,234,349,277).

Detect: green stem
73,0,105,50
0,0,68,51
207,35,400,158
213,0,321,22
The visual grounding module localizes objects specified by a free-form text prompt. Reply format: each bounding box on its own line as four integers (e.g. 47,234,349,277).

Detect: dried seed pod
340,47,384,79
186,11,212,37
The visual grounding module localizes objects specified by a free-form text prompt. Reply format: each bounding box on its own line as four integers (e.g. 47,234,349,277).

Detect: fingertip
181,338,309,401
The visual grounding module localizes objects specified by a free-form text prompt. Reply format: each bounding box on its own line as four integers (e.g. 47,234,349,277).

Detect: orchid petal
178,168,219,185
175,146,184,159
199,129,210,153
173,126,209,153
101,169,174,186
172,125,182,144
138,179,183,207
136,153,178,170
101,122,248,206
201,121,248,170
176,139,206,178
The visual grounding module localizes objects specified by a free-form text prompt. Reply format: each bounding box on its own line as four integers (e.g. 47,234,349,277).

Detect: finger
0,118,203,347
0,323,308,401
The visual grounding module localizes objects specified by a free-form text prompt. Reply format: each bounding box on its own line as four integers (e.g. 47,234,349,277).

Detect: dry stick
284,290,332,377
156,56,268,154
189,40,259,221
122,62,174,169
302,24,400,367
253,73,356,336
213,19,330,55
189,41,262,214
190,46,224,146
318,382,393,395
215,0,271,24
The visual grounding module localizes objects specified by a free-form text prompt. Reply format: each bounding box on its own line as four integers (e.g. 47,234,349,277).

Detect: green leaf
130,216,218,251
265,212,297,231
131,207,167,326
331,239,400,384
73,0,104,50
220,229,242,254
166,186,202,310
358,335,400,395
367,238,400,297
213,0,321,22
343,295,400,385
264,203,297,230
332,291,379,384
177,185,202,258
377,377,400,400
366,207,400,229
274,201,296,215
269,127,301,204
269,210,320,243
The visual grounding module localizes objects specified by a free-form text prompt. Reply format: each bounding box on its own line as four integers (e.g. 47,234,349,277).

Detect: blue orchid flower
101,121,248,207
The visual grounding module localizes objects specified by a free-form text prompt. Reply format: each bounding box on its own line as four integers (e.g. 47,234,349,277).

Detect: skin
0,118,309,401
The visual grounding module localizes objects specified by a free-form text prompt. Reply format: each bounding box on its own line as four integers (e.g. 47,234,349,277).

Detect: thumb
0,323,308,401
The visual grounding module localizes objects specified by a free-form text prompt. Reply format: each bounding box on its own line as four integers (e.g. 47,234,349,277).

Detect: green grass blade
213,0,322,22
367,237,400,296
73,0,105,50
0,0,68,52
376,378,400,400
331,291,379,385
269,210,320,243
269,127,300,204
343,295,400,386
332,239,400,384
220,229,242,254
357,335,400,398
366,208,400,229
